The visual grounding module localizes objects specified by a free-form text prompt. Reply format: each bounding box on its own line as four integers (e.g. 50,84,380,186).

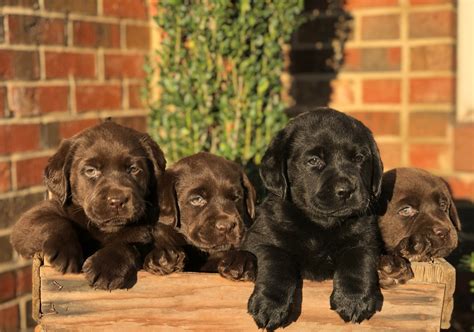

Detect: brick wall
288,0,473,201
0,0,152,329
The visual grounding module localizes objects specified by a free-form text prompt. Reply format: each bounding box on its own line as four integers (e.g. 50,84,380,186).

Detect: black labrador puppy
242,108,384,329
377,167,461,288
11,121,166,290
144,152,257,281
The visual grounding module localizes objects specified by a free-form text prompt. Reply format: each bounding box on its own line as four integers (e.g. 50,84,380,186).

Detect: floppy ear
158,171,180,228
241,171,257,219
259,130,289,199
139,134,166,179
368,132,384,198
44,139,75,205
441,179,462,231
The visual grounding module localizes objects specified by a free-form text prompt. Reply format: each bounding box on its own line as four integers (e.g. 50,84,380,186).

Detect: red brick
10,86,69,116
409,143,449,170
8,15,65,45
348,112,400,136
59,118,100,138
361,14,400,40
409,11,455,38
44,0,97,15
129,84,144,108
0,124,40,154
447,177,474,201
454,124,474,172
73,21,120,48
409,77,454,103
103,0,147,19
363,79,401,103
378,142,402,170
410,0,452,5
410,44,455,71
330,79,355,105
0,271,15,302
126,24,150,49
344,47,400,72
0,161,11,193
346,0,398,9
45,51,96,79
16,156,49,189
0,50,40,80
149,0,158,17
2,0,38,7
104,54,145,79
76,84,121,111
0,304,19,330
113,116,147,132
408,112,449,138
0,87,5,117
15,266,32,296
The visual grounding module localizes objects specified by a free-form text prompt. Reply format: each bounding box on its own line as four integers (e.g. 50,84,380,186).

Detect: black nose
335,182,355,200
107,195,128,209
215,219,237,233
433,227,449,239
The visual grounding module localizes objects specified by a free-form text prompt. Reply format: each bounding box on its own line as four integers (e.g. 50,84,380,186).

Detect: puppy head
260,108,383,224
378,168,460,261
159,152,256,252
44,121,166,233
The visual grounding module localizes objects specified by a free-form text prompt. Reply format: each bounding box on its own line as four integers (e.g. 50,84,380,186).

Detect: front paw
82,247,139,290
330,287,383,323
218,250,256,281
248,289,293,330
396,235,432,262
43,236,83,274
378,255,414,289
143,247,185,275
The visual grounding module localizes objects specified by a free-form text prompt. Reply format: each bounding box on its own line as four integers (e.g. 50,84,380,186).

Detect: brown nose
433,227,450,239
215,219,237,233
107,194,128,209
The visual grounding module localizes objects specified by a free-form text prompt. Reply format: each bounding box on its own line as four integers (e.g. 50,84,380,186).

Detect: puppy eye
128,165,141,175
353,153,365,163
84,166,100,178
190,195,207,207
398,206,418,218
307,156,325,169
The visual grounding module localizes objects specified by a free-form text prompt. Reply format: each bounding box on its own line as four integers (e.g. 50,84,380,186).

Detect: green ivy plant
148,0,304,165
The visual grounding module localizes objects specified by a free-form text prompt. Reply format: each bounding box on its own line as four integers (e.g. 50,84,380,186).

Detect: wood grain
36,261,447,332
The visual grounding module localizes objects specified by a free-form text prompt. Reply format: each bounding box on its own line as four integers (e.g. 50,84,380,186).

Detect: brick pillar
0,0,153,329
288,0,473,200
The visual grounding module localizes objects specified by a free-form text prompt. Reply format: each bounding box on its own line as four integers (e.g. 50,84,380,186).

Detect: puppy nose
335,182,354,200
215,219,237,233
107,195,128,209
433,227,449,239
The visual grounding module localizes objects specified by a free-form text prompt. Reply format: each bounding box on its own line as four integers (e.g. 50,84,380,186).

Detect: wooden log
33,256,454,331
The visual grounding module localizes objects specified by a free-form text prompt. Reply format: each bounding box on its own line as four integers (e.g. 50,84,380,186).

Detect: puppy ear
158,171,180,228
368,133,384,198
242,171,257,219
44,139,75,205
140,134,166,178
260,130,288,199
441,179,462,231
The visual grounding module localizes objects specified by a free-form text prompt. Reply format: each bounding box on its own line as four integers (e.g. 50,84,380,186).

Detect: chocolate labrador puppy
144,152,257,281
377,168,461,288
242,108,384,329
11,121,166,290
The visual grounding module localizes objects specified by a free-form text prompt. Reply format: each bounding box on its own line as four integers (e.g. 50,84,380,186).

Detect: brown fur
377,167,460,288
11,121,166,290
144,152,257,281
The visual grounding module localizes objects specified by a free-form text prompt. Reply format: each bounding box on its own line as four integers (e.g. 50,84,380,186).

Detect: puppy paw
82,246,139,290
43,236,83,274
330,288,383,323
396,235,432,262
143,247,185,275
378,255,414,289
218,250,256,282
248,290,293,330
